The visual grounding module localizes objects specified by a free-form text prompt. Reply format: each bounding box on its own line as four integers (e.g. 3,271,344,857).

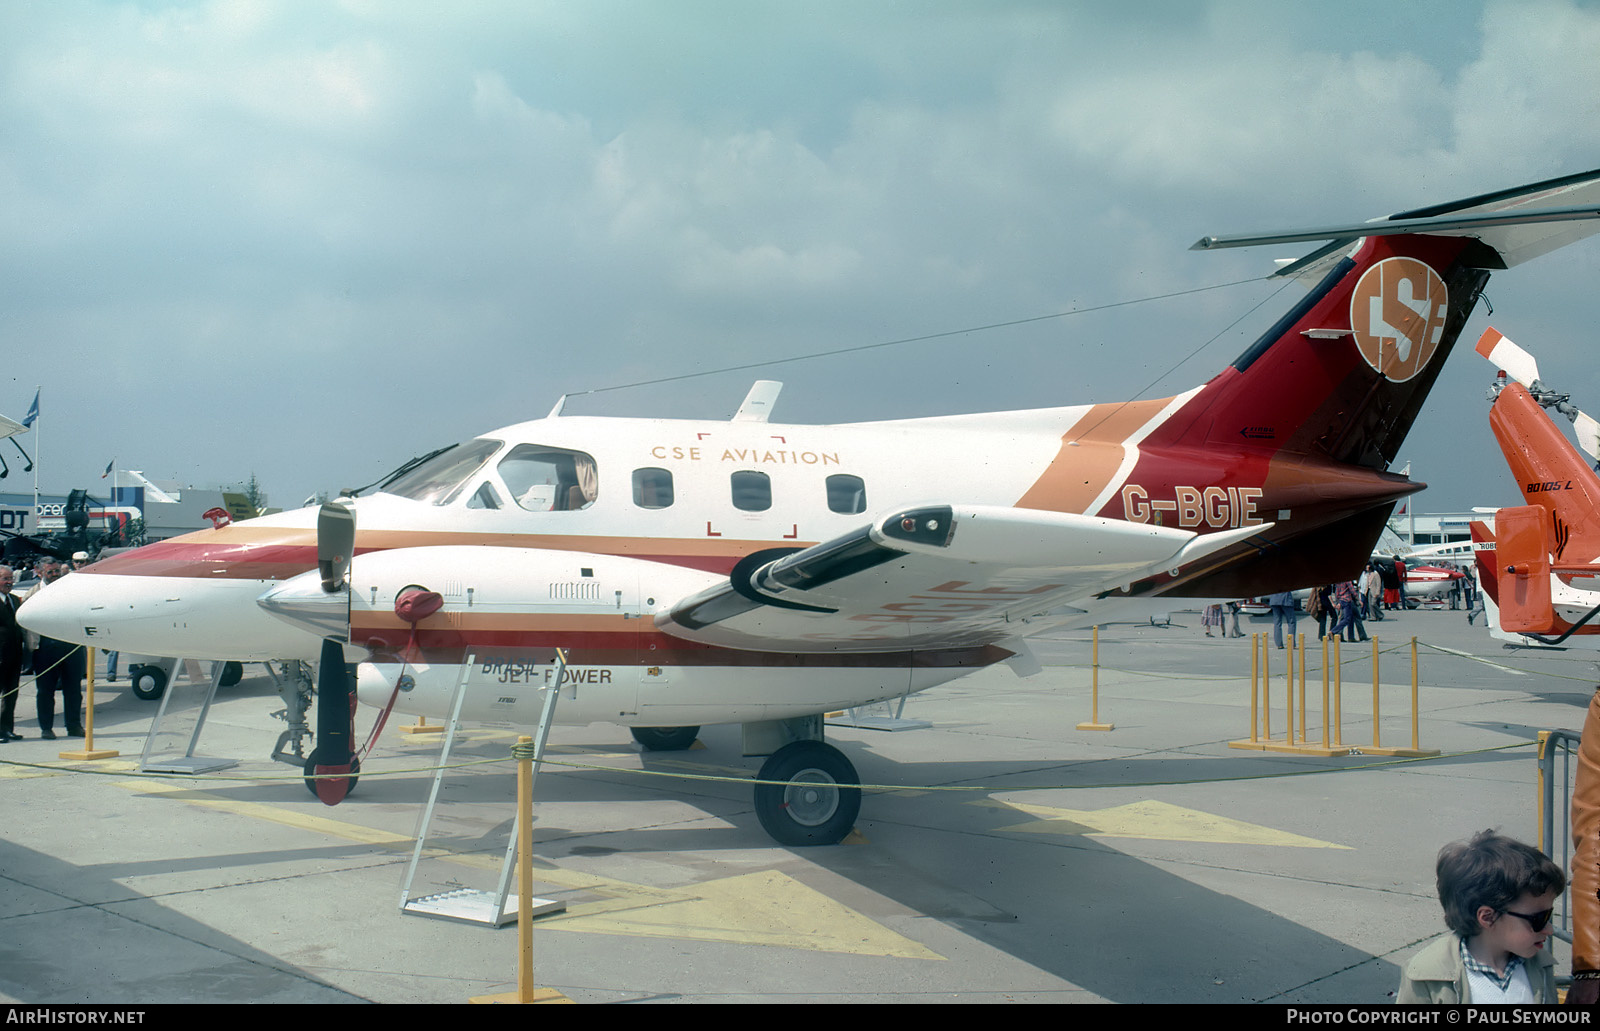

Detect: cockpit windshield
382,439,503,505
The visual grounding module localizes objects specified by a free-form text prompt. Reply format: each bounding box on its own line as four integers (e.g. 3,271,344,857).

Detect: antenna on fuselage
547,394,568,418
732,381,782,423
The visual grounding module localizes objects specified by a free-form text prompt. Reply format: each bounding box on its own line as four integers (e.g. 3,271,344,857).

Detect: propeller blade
1577,410,1600,462
311,637,356,805
1475,327,1541,387
317,500,356,594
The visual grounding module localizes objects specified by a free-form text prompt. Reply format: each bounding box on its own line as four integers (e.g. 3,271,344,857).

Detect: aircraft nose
19,569,320,662
16,575,100,647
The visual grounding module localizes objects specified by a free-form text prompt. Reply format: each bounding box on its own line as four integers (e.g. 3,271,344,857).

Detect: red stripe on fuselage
82,528,780,581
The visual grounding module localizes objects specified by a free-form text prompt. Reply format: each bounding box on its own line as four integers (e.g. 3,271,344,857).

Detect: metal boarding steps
398,651,568,926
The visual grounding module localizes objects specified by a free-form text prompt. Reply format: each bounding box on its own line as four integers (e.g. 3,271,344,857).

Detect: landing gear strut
753,740,861,847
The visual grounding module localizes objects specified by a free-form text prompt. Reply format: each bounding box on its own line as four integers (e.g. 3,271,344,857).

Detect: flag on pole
103,459,115,478
21,389,38,429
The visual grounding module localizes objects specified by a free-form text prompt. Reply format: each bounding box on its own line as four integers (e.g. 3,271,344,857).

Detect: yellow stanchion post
1410,636,1420,752
471,735,570,1005
1232,632,1265,751
60,645,117,761
1261,630,1349,756
1263,635,1271,742
1333,636,1344,747
1356,635,1437,758
400,714,445,735
1233,632,1262,750
1077,625,1113,731
1320,634,1330,748
1372,636,1381,750
1297,633,1307,745
1238,629,1346,752
1283,635,1294,744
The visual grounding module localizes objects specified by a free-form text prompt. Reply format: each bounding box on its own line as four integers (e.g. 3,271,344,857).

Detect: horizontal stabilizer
1193,167,1600,281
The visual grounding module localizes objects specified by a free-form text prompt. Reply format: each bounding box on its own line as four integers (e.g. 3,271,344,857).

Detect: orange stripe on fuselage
1012,397,1176,514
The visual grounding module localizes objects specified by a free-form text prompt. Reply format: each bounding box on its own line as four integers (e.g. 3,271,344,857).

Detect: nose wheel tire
130,665,167,701
754,740,860,847
303,755,360,799
630,725,701,751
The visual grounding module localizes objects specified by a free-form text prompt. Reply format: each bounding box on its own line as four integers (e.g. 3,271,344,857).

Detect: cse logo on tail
1350,256,1448,383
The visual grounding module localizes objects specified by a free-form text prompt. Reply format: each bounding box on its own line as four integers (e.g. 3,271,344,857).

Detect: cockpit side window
499,445,600,512
384,439,503,506
466,482,503,510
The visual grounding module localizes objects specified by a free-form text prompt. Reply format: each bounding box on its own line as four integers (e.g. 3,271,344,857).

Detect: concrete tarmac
1,605,1594,1005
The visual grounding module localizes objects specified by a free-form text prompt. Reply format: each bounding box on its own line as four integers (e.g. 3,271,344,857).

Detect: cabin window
730,470,771,512
499,445,600,512
633,468,674,509
825,474,867,515
385,438,503,506
466,482,503,510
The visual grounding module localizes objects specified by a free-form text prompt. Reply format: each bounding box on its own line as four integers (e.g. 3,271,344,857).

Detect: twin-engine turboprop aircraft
21,168,1600,845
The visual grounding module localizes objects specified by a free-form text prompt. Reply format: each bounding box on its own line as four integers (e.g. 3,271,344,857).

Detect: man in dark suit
25,559,83,739
0,565,27,742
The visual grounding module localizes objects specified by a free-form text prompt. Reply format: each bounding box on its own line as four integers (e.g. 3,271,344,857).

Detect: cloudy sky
3,0,1599,515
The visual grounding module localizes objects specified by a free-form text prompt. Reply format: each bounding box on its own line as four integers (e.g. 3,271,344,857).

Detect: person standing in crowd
1331,578,1369,643
25,559,84,740
1308,584,1333,640
1367,563,1386,622
1268,591,1297,650
0,566,26,742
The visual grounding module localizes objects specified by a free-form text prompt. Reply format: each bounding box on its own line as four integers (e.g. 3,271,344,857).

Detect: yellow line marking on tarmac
116,779,937,958
984,798,1350,849
536,869,943,959
652,758,754,778
120,781,414,845
0,764,66,781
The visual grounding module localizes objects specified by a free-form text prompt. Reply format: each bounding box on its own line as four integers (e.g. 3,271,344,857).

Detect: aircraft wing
657,504,1270,653
0,414,24,441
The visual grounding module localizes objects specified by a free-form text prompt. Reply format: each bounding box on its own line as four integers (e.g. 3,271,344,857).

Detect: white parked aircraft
21,169,1600,844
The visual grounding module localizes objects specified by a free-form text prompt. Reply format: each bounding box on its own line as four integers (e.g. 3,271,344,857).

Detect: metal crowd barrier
1538,728,1581,948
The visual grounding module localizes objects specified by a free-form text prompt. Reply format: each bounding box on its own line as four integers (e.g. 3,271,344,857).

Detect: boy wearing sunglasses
1398,830,1564,1003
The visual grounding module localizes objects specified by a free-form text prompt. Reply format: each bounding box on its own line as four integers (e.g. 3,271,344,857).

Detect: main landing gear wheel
303,755,360,799
630,725,701,751
754,740,861,847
